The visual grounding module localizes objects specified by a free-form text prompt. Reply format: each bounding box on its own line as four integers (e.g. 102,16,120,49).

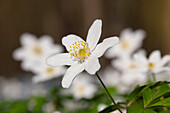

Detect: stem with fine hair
151,72,156,82
95,72,123,113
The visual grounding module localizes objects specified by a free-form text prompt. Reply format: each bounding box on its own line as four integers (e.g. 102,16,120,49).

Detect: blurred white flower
155,71,170,81
102,67,121,87
112,55,147,85
0,78,23,99
13,33,63,72
120,71,146,86
69,73,97,100
47,19,119,88
97,104,107,112
54,111,61,113
112,57,138,72
32,63,66,83
42,102,56,113
97,104,126,113
105,28,146,59
134,50,170,74
0,77,47,99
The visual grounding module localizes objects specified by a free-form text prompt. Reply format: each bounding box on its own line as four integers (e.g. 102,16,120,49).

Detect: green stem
95,72,123,113
151,72,156,82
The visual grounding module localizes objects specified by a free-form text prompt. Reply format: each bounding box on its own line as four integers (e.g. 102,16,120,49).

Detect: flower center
69,41,90,63
46,67,55,75
33,46,42,55
128,62,137,69
77,85,85,93
148,62,154,70
121,40,130,50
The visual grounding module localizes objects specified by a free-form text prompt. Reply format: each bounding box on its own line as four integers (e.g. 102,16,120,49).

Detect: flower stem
151,72,156,82
95,72,123,113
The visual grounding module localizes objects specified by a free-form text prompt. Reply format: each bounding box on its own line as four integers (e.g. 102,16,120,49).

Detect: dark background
0,0,170,76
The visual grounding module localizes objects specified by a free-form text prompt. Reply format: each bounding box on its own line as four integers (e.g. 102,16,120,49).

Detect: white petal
134,29,146,40
92,37,119,58
85,57,101,74
40,35,53,45
120,28,132,38
62,63,84,88
12,48,25,60
62,34,84,52
149,50,161,63
86,19,102,50
46,53,74,66
32,75,51,83
134,53,148,64
155,67,170,73
161,55,170,66
20,33,37,46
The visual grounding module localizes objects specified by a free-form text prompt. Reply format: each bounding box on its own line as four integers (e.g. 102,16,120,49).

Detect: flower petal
46,53,74,66
86,19,102,51
62,63,84,88
155,67,170,73
149,50,161,63
92,37,119,58
62,34,84,52
12,48,25,60
40,35,53,45
20,33,37,46
161,55,170,66
85,57,101,74
134,53,148,65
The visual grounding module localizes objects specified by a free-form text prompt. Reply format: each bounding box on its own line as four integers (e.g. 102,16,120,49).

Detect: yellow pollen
33,46,42,55
148,62,154,70
77,85,85,93
121,40,129,49
128,63,137,68
69,41,90,63
46,67,54,74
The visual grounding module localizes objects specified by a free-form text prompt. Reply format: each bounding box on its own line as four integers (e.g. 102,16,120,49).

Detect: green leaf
128,85,147,105
148,97,170,108
143,109,157,113
159,110,170,113
155,84,170,98
127,105,143,113
143,87,159,107
143,88,154,107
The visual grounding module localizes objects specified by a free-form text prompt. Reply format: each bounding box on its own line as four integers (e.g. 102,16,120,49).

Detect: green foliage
0,81,169,113
99,104,124,113
126,81,170,113
98,81,170,113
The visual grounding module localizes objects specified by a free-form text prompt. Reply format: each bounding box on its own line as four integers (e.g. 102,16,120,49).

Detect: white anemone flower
69,73,97,100
105,28,146,59
32,63,66,83
134,50,170,74
13,33,63,72
46,19,119,88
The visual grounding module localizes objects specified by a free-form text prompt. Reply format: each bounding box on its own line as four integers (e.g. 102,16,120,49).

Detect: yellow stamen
46,67,54,75
121,40,129,49
128,63,137,68
33,46,42,55
68,41,90,63
148,62,154,70
77,85,85,93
